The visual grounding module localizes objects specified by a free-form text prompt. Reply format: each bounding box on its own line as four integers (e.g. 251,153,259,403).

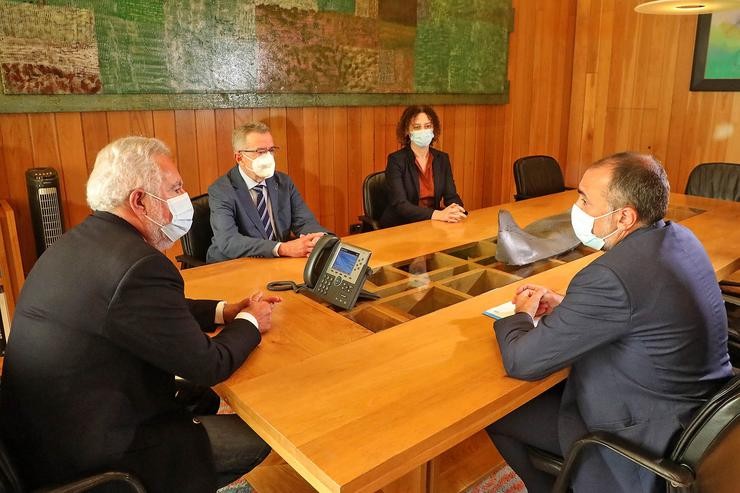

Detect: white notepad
483,301,540,326
483,301,516,320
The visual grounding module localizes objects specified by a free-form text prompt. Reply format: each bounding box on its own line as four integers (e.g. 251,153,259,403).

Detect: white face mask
144,191,193,242
570,203,622,250
245,152,276,179
409,129,434,148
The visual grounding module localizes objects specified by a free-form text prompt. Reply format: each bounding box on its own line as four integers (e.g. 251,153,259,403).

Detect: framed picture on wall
690,11,740,91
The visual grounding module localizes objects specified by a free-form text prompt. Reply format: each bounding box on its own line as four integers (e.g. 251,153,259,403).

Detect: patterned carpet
218,465,526,493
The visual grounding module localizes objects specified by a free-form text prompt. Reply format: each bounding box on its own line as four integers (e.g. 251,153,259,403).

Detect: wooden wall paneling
0,122,8,199
28,114,70,232
55,113,90,226
80,112,110,174
346,107,365,227
728,96,740,160
331,107,349,235
233,108,254,127
174,110,200,195
252,108,271,130
106,111,133,141
652,17,681,165
565,0,592,186
152,110,178,162
471,106,485,210
373,107,387,172
480,106,495,207
194,109,219,195
317,108,336,231
301,107,321,224
0,115,37,272
269,107,289,175
285,108,306,195
214,109,236,177
456,106,471,209
130,110,155,137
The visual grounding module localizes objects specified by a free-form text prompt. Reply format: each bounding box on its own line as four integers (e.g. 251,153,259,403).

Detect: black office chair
359,171,389,232
513,155,568,201
684,162,740,202
176,193,212,269
0,390,146,492
539,375,740,492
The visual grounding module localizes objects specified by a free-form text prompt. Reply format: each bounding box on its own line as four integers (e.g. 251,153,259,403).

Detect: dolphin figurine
495,209,582,266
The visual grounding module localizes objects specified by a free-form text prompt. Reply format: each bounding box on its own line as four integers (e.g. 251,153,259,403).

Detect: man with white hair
1,137,280,492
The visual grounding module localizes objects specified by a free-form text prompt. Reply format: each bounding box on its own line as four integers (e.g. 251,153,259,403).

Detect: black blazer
379,147,464,228
0,211,261,492
495,221,733,492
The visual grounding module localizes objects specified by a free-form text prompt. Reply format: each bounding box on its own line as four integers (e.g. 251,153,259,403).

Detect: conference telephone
302,235,373,310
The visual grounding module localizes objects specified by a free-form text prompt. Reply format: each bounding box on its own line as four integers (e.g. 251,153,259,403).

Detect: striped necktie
254,184,275,240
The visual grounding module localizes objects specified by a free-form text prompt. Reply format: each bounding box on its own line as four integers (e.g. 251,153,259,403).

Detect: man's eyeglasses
238,146,280,155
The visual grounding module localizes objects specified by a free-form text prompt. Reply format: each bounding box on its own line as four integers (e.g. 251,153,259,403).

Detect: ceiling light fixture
635,0,740,14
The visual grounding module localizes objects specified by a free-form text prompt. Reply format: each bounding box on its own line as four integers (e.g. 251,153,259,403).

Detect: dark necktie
254,184,275,240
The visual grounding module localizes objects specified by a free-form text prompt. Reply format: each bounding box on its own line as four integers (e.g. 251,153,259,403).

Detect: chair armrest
358,215,381,232
527,446,564,477
552,431,694,493
47,471,146,493
175,254,206,270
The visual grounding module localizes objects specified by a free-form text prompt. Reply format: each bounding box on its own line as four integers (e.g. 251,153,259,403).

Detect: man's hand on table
512,284,564,320
224,291,283,333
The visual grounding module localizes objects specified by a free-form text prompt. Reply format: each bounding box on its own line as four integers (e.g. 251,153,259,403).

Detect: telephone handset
303,235,372,310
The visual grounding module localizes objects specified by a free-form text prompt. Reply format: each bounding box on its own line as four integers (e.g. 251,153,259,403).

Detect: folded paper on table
484,301,540,326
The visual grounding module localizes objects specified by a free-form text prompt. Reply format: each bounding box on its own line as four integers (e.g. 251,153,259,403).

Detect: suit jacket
0,211,262,493
380,146,464,228
494,220,732,492
207,166,327,261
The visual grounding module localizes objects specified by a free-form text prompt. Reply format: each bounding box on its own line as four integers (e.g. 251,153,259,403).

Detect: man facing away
207,122,328,262
486,152,732,492
1,137,281,492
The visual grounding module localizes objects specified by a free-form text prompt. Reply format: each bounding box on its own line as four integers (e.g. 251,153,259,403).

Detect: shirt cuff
215,301,226,324
235,312,259,330
272,242,282,257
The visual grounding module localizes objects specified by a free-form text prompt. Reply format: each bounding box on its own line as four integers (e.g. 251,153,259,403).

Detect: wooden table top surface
182,191,739,493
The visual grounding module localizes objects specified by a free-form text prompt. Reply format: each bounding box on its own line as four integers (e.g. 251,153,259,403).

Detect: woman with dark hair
379,105,466,228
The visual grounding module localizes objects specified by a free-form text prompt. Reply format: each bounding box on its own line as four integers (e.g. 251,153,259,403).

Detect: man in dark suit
486,152,733,492
207,122,327,262
1,137,281,492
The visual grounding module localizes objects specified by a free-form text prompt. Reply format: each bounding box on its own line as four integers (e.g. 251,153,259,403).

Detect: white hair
86,136,171,212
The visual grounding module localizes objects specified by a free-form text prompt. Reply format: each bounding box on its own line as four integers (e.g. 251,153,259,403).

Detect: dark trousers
176,382,271,488
486,383,564,493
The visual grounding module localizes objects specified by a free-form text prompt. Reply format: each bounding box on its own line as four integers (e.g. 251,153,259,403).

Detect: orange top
415,153,436,209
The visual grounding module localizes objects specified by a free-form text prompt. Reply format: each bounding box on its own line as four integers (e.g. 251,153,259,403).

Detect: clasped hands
432,203,467,223
512,283,564,320
223,291,283,333
278,232,325,257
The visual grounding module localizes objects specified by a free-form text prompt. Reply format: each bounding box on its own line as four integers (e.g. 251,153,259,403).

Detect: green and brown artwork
0,0,512,100
705,9,740,80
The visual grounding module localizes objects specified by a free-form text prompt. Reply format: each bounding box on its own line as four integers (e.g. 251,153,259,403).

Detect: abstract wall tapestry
0,0,513,112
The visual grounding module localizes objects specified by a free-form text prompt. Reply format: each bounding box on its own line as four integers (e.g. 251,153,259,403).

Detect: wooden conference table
182,191,740,493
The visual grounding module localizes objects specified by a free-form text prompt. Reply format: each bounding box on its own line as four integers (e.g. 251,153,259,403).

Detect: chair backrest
180,193,212,263
363,171,389,222
684,163,740,202
0,438,23,493
670,375,740,492
513,155,566,201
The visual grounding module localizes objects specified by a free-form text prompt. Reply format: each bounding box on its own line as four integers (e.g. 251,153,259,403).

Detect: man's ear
128,189,147,216
619,206,639,230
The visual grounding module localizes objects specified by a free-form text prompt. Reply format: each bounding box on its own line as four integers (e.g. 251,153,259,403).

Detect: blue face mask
409,129,434,148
